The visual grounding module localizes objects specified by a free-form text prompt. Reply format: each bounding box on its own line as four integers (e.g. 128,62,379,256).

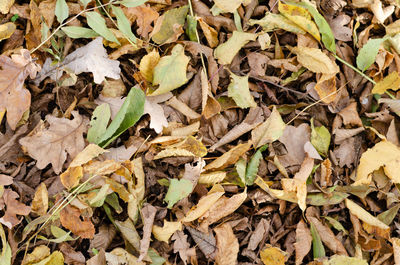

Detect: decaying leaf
59,204,95,239
214,31,256,65
0,189,31,229
31,183,48,216
251,106,286,148
204,142,252,171
214,223,239,265
294,219,312,265
292,46,339,75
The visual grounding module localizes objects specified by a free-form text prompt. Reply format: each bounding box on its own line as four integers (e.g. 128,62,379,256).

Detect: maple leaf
19,111,88,174
0,189,31,229
0,49,40,130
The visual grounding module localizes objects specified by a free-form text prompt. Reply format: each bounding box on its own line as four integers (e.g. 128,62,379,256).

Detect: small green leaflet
245,145,268,185
96,87,145,148
311,118,331,156
61,26,99,39
291,1,336,53
105,193,123,214
0,224,11,265
164,179,193,208
79,0,91,8
148,248,167,265
112,5,137,44
356,37,386,71
310,222,325,259
89,184,110,207
377,203,400,225
55,0,69,24
118,0,148,7
235,158,247,186
86,11,120,45
186,15,198,42
87,103,111,144
323,216,348,235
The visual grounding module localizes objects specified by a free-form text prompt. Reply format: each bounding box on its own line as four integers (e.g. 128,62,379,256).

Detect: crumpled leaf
152,44,190,95
19,111,88,174
152,220,182,243
0,22,16,41
31,183,48,216
0,49,40,130
164,179,193,209
355,140,400,185
323,255,368,265
144,93,172,133
0,0,14,14
227,72,256,108
356,37,385,72
171,230,195,264
22,245,50,265
294,219,312,265
124,4,159,39
214,223,239,265
292,47,339,75
251,106,286,148
214,31,256,65
204,142,251,171
260,245,286,265
278,1,320,41
35,37,120,85
249,13,306,35
60,204,95,239
151,5,188,45
0,189,31,229
372,71,400,94
139,203,157,261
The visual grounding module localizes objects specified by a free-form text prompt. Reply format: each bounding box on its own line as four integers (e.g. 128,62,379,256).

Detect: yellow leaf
345,199,390,238
204,142,252,171
23,245,50,265
227,72,257,109
182,187,225,222
372,71,400,94
251,106,286,148
213,0,246,13
109,248,146,265
248,13,306,35
152,44,190,95
60,166,83,190
173,136,207,157
260,245,286,265
214,31,257,65
0,0,14,14
0,22,16,41
355,141,400,185
278,1,320,41
315,73,337,103
69,144,106,167
255,176,298,203
198,18,219,48
198,171,227,186
292,47,339,75
31,183,48,216
152,220,182,242
154,148,196,159
214,223,239,265
392,238,400,265
31,251,64,265
139,49,160,82
323,255,368,265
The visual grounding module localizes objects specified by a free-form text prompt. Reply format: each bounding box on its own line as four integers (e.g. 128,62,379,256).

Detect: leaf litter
3,0,400,264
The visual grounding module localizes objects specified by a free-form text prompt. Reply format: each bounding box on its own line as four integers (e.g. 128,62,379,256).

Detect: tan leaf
355,140,400,185
199,18,219,48
0,0,14,14
0,49,40,130
0,189,31,229
251,106,286,148
294,219,312,265
22,245,50,265
392,238,400,265
214,31,257,65
204,142,251,171
123,5,159,38
70,144,106,167
292,47,339,75
166,96,200,119
345,199,390,238
338,102,363,127
172,230,196,263
31,183,48,216
138,203,157,261
199,189,247,231
89,224,116,251
0,22,16,41
60,204,95,239
214,223,239,265
19,111,88,174
315,74,337,104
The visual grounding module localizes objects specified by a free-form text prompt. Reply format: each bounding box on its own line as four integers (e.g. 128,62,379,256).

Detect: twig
188,0,207,77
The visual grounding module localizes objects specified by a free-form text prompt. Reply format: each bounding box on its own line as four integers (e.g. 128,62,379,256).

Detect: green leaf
152,44,190,95
186,15,198,41
112,5,137,44
356,38,385,71
251,106,286,148
235,158,247,186
105,192,123,214
0,224,11,265
214,31,256,65
164,179,193,208
310,222,325,259
79,0,91,8
245,145,268,186
233,10,242,31
86,11,120,45
227,72,256,108
248,13,306,35
323,216,348,235
377,203,400,225
97,87,145,147
292,1,336,53
311,118,331,156
89,184,110,207
148,248,166,265
118,0,148,7
61,26,99,39
151,5,189,45
87,103,111,144
55,0,69,24
307,191,348,206
49,226,76,243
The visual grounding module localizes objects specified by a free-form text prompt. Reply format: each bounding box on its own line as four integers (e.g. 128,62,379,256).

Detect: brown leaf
138,203,157,261
248,218,270,251
186,226,216,258
59,243,85,265
214,223,239,265
0,189,31,228
31,183,48,216
294,219,312,265
278,124,311,167
123,5,159,38
87,249,106,265
89,224,117,251
19,111,88,174
60,204,95,239
172,230,196,264
338,102,363,127
0,49,40,129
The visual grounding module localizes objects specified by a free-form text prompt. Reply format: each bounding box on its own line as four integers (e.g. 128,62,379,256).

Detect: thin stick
188,0,207,77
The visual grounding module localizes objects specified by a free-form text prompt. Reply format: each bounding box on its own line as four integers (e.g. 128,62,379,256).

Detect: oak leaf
60,204,95,239
0,189,31,229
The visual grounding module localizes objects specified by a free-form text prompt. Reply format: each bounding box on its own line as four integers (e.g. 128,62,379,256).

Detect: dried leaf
204,142,251,171
139,49,160,82
292,47,339,75
295,219,312,265
172,230,195,264
0,189,31,229
214,31,257,65
251,106,286,148
249,13,306,35
144,93,172,133
372,71,400,94
152,220,182,243
31,183,48,216
138,203,157,261
323,255,368,265
0,22,16,41
60,204,95,239
214,223,239,265
0,0,14,14
19,111,88,174
260,245,286,265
